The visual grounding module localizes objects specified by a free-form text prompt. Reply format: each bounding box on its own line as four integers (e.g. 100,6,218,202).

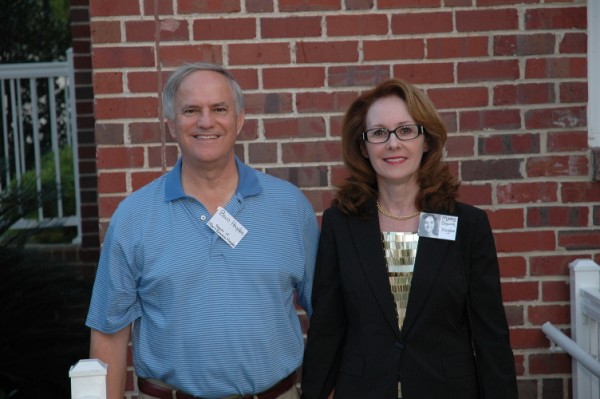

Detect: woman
301,79,517,399
420,213,438,237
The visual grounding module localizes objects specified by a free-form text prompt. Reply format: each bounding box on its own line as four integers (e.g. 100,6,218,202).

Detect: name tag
207,207,248,248
418,213,458,241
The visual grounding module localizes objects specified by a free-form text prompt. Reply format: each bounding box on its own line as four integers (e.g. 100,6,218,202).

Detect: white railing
0,48,81,243
70,359,107,399
542,259,600,399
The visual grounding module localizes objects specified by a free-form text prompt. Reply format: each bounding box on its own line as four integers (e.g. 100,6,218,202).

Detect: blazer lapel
346,206,403,340
400,234,451,337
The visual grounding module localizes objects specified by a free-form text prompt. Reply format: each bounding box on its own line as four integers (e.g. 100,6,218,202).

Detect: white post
69,359,107,399
570,259,600,399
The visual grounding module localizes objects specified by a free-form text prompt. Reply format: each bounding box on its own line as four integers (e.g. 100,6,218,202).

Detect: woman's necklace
376,201,420,221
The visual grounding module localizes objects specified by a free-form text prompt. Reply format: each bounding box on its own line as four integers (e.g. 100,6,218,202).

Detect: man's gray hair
162,62,245,120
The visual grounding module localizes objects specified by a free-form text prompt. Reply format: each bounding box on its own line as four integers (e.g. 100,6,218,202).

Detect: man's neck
180,156,239,214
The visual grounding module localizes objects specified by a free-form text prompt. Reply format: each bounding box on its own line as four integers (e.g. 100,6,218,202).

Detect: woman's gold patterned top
381,232,419,329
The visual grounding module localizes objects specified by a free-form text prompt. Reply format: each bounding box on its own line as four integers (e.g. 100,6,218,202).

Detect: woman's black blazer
301,201,517,399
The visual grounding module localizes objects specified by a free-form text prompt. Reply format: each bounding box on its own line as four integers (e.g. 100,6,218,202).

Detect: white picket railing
0,48,81,243
69,359,107,399
543,259,600,399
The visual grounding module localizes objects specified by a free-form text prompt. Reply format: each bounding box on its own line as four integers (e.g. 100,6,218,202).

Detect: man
86,62,319,399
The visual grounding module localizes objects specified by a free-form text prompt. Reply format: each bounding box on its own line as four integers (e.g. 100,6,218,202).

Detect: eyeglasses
361,124,424,144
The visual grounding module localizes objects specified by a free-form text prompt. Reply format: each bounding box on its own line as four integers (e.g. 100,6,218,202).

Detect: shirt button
200,215,206,221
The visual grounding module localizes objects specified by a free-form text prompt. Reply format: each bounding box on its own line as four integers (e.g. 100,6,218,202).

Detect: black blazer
302,201,517,399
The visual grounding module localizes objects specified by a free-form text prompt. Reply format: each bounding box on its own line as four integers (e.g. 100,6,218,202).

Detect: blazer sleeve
301,210,346,399
463,207,518,399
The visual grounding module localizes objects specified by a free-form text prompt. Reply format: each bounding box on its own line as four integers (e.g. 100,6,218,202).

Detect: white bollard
69,358,107,399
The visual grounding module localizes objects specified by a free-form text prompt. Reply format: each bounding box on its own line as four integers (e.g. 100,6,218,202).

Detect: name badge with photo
417,212,458,241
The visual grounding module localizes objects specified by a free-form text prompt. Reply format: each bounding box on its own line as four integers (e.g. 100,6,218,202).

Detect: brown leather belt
138,372,296,399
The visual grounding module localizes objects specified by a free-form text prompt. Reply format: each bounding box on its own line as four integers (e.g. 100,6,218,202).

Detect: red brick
264,117,326,139
494,34,555,56
261,17,321,39
461,109,521,131
326,14,388,36
246,0,274,12
193,18,255,40
131,171,163,190
460,159,523,181
130,122,173,144
446,135,474,158
248,142,278,164
331,165,350,187
456,184,493,206
363,39,424,61
527,206,589,228
509,328,552,350
558,230,600,250
296,91,357,113
559,32,587,54
142,0,173,15
126,19,189,42
493,83,555,106
529,353,572,374
495,231,556,253
477,0,537,4
266,166,329,188
147,145,179,168
555,135,593,168
525,7,586,30
559,81,587,103
158,44,222,67
93,46,155,69
393,63,454,85
282,141,342,163
501,281,539,302
297,41,358,63
93,72,123,94
561,182,600,203
90,1,140,16
497,181,557,205
456,9,518,32
238,119,259,141
95,97,159,119
263,67,326,89
526,155,588,177
98,195,126,219
345,0,376,9
428,87,488,109
392,12,452,34
229,42,290,65
498,256,527,278
525,57,587,79
127,71,162,94
379,0,440,7
530,254,583,277
279,0,341,11
95,123,124,145
303,189,337,213
427,36,488,59
98,172,127,193
328,65,391,87
179,0,241,13
230,69,259,91
479,133,540,156
528,305,570,325
457,60,519,82
97,147,145,169
90,21,121,44
524,106,586,129
488,208,524,230
542,281,570,302
244,93,294,115
504,304,524,327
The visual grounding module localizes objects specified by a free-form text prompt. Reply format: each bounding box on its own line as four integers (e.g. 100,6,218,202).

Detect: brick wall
86,1,597,398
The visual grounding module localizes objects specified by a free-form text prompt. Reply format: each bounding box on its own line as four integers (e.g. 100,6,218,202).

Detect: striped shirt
86,157,319,398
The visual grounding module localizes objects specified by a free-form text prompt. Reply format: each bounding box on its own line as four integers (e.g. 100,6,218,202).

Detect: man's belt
138,372,296,399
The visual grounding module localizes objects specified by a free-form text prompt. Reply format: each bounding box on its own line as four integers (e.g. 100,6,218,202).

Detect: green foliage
0,0,71,62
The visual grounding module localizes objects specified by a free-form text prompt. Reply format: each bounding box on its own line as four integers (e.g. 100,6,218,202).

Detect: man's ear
167,119,176,139
236,111,245,136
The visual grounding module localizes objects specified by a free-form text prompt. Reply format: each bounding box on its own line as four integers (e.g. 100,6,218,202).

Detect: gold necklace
376,201,420,221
